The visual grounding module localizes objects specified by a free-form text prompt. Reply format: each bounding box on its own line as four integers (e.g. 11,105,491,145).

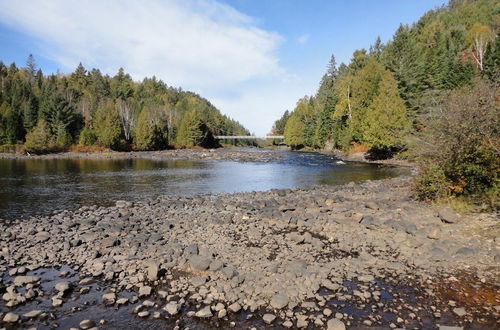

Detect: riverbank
0,148,283,163
1,176,498,329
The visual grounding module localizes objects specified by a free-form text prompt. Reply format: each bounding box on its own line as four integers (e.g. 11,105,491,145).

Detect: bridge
215,136,284,140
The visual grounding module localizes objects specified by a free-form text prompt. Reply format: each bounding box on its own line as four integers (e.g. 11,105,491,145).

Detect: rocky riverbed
0,176,499,329
0,148,283,163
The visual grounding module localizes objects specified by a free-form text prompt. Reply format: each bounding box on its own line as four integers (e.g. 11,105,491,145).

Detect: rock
139,285,152,297
427,226,441,239
218,309,227,318
270,293,289,309
55,281,71,294
52,297,63,307
365,202,379,210
453,307,467,317
165,302,179,315
117,298,129,305
455,247,475,256
195,306,213,318
138,311,150,318
283,320,293,328
189,256,211,271
23,310,42,319
147,261,159,281
13,275,40,286
102,292,116,305
262,314,276,324
439,326,463,330
327,318,346,330
79,319,96,329
438,208,459,223
3,312,19,323
358,274,374,282
228,302,241,313
79,278,94,285
296,315,308,328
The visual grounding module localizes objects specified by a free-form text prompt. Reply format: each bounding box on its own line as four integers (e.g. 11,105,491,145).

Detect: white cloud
0,0,317,135
0,0,283,90
298,34,310,44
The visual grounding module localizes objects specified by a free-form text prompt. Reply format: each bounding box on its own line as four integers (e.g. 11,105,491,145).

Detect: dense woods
274,0,499,207
0,60,250,152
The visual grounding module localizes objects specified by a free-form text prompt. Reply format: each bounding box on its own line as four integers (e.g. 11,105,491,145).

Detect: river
0,149,408,219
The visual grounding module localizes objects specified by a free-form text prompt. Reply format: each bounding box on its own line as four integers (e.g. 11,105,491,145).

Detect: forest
273,0,498,207
0,60,250,153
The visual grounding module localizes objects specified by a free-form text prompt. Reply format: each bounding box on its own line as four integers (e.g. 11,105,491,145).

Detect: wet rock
138,311,150,318
55,281,71,294
79,319,96,329
102,292,116,305
3,312,19,323
13,275,40,286
23,310,42,319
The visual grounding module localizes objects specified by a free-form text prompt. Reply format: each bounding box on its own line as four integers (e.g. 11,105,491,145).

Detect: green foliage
271,110,290,135
94,102,122,149
24,120,54,154
175,109,216,148
362,71,410,150
413,78,499,208
0,57,249,152
134,107,167,150
284,112,305,149
78,126,97,146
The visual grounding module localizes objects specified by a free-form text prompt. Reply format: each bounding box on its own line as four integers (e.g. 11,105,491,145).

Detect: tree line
273,0,498,208
0,59,251,153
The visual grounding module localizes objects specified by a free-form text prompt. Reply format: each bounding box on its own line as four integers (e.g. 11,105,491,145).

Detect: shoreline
0,147,415,169
1,176,498,329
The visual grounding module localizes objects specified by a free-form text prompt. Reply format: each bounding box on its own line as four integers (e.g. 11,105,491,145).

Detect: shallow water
0,149,408,219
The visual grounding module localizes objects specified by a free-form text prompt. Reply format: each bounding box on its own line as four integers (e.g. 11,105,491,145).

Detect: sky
0,0,447,135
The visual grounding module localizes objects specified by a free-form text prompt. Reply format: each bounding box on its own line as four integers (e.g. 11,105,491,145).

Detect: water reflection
0,151,408,219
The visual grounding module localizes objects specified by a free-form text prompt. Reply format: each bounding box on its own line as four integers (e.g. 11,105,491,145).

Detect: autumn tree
466,23,495,71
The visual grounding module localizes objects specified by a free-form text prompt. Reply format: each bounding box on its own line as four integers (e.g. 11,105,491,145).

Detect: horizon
0,0,447,135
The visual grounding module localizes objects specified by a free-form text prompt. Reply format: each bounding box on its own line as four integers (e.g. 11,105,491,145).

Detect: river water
0,149,408,219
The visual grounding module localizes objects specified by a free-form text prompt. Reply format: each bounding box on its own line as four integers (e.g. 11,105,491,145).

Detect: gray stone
165,302,179,315
228,302,241,313
189,256,211,271
139,285,152,297
195,306,213,318
270,293,289,309
102,292,116,305
147,261,160,281
23,310,42,319
13,276,40,286
262,314,276,324
3,312,19,323
79,319,96,329
438,208,459,223
439,326,463,330
453,307,467,317
55,281,71,294
327,318,346,330
138,311,150,318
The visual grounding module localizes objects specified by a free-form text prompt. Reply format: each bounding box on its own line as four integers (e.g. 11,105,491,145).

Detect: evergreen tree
362,71,410,150
175,109,204,147
94,102,122,148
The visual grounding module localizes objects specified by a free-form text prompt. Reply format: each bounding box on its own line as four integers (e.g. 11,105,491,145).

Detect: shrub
78,126,97,146
24,120,55,154
413,78,499,209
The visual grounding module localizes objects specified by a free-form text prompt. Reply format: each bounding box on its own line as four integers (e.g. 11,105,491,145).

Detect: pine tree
175,109,203,147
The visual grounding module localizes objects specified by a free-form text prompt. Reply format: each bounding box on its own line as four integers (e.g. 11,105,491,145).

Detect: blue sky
0,0,447,135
